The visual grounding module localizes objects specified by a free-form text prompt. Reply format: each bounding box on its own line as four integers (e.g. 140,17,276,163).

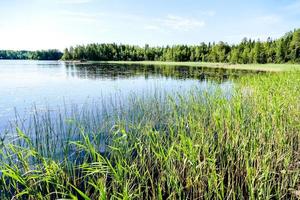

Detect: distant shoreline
64,60,300,72
1,59,299,72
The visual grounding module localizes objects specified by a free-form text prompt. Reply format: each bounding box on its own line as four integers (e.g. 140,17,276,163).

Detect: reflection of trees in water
65,63,264,82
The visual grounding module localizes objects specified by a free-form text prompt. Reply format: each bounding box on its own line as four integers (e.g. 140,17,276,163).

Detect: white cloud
158,15,205,31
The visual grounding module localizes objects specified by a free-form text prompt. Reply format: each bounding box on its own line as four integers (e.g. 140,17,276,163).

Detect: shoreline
63,60,300,72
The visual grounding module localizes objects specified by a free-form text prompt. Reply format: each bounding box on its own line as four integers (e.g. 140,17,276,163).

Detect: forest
0,49,63,60
0,29,299,63
63,29,300,63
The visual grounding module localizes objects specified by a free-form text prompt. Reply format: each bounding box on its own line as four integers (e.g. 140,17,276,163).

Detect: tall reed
0,72,299,199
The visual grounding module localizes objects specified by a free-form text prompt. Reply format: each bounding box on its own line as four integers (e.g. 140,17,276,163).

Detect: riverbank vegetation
95,61,300,72
0,49,63,60
0,71,299,199
62,29,300,64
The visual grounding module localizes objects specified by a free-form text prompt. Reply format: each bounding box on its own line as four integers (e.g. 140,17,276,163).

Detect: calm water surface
0,60,253,132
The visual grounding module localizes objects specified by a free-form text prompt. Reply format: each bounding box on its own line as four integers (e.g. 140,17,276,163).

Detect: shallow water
0,60,258,132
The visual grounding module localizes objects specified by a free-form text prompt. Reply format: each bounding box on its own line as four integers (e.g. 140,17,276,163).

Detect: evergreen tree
276,39,285,63
56,28,300,64
290,29,300,62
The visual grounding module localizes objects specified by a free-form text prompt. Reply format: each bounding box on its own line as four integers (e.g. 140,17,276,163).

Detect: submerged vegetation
0,71,300,199
63,29,300,64
65,62,264,80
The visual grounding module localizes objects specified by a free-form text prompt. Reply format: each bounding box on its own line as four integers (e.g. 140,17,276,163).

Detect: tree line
63,29,300,63
0,29,299,63
0,49,63,60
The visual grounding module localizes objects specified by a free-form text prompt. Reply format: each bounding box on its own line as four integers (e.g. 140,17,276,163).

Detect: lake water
0,60,257,133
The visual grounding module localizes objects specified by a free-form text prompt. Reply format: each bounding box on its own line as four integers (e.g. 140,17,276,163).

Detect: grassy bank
82,61,300,72
1,72,300,199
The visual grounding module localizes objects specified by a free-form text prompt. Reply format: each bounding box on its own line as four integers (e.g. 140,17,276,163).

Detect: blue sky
0,0,300,50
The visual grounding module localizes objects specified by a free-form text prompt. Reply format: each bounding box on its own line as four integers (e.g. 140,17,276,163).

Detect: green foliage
62,29,300,64
1,29,299,63
290,29,300,62
0,49,63,60
0,71,300,199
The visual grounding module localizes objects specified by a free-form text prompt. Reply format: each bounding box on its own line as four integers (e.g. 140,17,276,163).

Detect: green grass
1,72,300,199
90,61,300,72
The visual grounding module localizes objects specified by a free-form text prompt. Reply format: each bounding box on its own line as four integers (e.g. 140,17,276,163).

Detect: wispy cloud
256,15,282,24
60,10,205,32
158,15,205,31
59,10,101,18
59,10,105,23
59,10,142,22
55,0,92,4
199,10,216,17
144,25,161,31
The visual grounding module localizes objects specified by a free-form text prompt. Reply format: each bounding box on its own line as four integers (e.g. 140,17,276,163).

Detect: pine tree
290,29,300,62
276,39,285,63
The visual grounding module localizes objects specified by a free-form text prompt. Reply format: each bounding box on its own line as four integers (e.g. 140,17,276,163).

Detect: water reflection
0,60,264,133
64,63,264,81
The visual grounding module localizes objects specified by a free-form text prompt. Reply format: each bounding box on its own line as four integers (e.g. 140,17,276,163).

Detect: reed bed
0,72,300,199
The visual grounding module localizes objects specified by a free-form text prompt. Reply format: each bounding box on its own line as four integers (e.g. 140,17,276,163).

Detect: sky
0,0,300,50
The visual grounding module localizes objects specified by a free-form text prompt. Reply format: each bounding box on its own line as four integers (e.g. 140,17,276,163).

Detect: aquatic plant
0,72,299,199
